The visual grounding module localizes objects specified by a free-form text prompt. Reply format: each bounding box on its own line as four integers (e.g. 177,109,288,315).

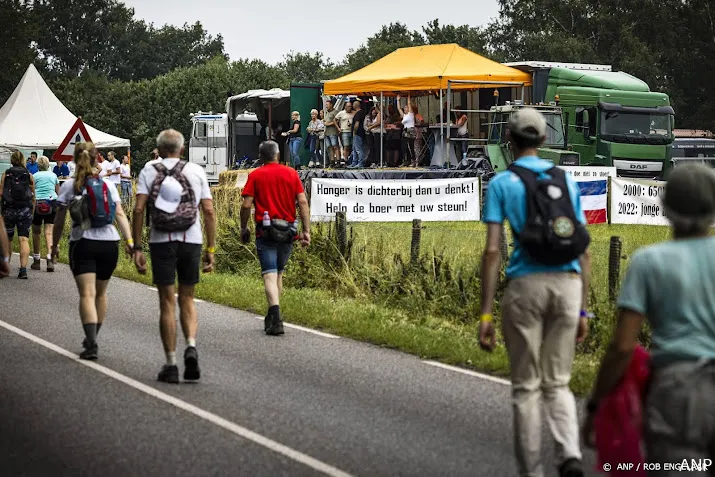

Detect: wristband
2,256,9,263
127,238,134,247
206,246,216,254
480,313,493,323
580,310,595,319
133,244,143,252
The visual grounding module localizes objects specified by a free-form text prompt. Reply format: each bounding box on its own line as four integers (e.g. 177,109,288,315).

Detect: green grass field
20,187,674,396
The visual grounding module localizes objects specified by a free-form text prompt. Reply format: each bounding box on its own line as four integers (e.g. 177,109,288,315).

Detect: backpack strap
507,163,540,222
168,159,188,177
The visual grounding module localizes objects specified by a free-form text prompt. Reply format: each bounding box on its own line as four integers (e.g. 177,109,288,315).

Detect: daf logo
630,164,648,169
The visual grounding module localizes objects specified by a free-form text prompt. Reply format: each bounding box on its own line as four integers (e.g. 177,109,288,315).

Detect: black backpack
2,167,33,209
508,163,590,266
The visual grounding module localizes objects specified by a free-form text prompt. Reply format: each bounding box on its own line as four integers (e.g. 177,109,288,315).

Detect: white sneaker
308,161,314,168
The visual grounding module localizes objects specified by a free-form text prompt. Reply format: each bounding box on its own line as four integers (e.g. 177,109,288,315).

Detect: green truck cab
483,103,580,173
506,62,675,179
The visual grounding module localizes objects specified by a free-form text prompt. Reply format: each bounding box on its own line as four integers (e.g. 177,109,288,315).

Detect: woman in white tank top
397,94,417,167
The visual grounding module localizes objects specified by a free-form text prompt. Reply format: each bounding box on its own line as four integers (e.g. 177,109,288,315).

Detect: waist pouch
261,219,296,244
36,199,54,215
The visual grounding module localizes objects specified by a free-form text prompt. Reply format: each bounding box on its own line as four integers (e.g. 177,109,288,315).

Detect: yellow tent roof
323,44,533,95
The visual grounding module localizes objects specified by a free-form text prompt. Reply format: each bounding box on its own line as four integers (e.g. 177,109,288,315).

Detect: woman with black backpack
52,142,133,360
0,151,35,279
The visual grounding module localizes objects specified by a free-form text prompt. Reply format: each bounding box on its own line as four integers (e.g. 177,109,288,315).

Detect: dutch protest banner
610,177,669,225
310,178,481,222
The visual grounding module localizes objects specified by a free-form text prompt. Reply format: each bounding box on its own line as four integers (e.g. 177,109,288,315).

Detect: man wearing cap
478,107,591,477
240,140,311,335
582,163,715,472
132,128,216,384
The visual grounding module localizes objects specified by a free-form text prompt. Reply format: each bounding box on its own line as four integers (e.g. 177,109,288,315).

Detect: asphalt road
0,257,599,477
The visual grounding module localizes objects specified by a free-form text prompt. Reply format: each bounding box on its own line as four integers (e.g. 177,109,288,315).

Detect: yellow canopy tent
323,43,532,95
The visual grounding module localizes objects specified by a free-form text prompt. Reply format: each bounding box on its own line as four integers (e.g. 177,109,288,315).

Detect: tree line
2,0,714,169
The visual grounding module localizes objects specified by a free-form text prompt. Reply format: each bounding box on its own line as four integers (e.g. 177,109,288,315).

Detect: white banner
557,166,617,180
310,178,481,222
610,177,669,225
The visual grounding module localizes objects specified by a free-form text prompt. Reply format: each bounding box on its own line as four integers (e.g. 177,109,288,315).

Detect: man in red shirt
240,140,311,335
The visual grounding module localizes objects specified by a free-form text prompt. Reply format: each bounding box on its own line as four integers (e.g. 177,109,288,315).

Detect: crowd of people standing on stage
278,95,471,170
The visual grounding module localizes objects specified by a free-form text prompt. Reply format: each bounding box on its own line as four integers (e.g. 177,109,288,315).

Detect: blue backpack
84,177,116,227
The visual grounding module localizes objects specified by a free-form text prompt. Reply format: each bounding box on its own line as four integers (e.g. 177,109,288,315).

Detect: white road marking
252,316,340,339
0,319,354,477
422,360,511,386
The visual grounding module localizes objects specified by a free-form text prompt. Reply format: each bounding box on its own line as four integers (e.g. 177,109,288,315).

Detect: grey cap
663,163,715,217
508,107,547,140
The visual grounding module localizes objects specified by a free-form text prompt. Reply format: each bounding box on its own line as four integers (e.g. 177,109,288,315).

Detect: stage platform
298,167,481,181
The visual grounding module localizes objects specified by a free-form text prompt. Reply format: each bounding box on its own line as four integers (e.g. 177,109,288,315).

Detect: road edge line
422,360,511,386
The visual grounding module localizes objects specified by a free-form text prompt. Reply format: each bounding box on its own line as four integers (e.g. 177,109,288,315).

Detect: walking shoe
183,346,200,381
559,458,584,477
31,259,41,270
46,259,54,272
266,316,285,336
17,268,27,279
79,342,98,360
264,315,271,332
157,365,180,384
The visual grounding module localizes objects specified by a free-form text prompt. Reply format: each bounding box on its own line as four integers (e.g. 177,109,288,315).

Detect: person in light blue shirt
583,163,715,472
30,156,59,271
478,108,592,477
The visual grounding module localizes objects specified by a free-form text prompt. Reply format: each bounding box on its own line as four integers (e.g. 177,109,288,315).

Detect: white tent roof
0,64,130,149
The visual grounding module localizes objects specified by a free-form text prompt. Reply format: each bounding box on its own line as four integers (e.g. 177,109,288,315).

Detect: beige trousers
501,272,583,477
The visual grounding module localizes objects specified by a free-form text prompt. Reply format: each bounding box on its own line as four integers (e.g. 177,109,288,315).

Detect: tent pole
439,88,443,169
447,80,452,168
323,95,327,168
380,92,384,169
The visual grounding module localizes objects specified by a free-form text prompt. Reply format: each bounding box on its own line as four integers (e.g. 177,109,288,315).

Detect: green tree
422,19,488,54
0,0,38,105
280,51,339,83
343,23,424,72
32,0,225,81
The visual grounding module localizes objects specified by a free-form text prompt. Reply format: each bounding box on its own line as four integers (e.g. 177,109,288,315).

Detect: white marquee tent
0,64,130,149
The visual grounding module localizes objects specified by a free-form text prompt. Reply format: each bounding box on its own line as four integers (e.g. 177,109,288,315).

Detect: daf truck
505,62,675,179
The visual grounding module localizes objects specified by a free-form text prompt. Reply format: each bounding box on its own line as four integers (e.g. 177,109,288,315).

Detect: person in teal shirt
31,156,59,271
584,163,715,473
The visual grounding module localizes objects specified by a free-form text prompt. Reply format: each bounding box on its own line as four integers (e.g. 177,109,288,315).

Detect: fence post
336,211,347,256
410,219,422,266
608,236,622,302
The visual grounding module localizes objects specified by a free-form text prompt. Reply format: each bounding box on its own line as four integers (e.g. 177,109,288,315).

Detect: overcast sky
122,0,500,65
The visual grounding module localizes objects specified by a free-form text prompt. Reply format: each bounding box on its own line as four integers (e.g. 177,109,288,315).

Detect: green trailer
289,82,322,167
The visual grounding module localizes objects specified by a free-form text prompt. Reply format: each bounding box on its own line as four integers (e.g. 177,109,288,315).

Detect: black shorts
149,242,202,286
69,239,119,280
3,207,32,238
32,210,56,226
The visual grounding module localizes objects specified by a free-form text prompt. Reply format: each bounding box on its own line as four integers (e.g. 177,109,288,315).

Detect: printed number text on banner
610,178,669,225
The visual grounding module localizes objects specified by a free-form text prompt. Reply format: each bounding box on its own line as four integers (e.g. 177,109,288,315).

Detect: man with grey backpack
132,129,216,384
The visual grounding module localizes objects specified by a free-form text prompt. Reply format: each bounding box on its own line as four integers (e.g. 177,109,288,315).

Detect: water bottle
262,211,271,227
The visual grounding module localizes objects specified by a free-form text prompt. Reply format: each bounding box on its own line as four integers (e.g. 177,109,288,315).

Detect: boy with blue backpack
52,142,134,360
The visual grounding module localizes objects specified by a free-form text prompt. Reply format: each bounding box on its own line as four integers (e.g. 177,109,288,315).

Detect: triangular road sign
52,117,93,161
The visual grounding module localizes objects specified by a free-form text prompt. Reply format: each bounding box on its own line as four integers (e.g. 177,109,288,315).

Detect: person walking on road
240,140,311,335
1,151,35,279
478,108,592,477
582,163,715,474
31,156,60,272
132,129,216,384
52,142,134,360
0,216,11,278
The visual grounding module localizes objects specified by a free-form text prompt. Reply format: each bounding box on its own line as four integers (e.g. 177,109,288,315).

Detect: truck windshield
542,112,565,147
600,110,673,145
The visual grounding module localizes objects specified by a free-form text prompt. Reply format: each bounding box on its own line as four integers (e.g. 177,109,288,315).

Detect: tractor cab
482,103,580,175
